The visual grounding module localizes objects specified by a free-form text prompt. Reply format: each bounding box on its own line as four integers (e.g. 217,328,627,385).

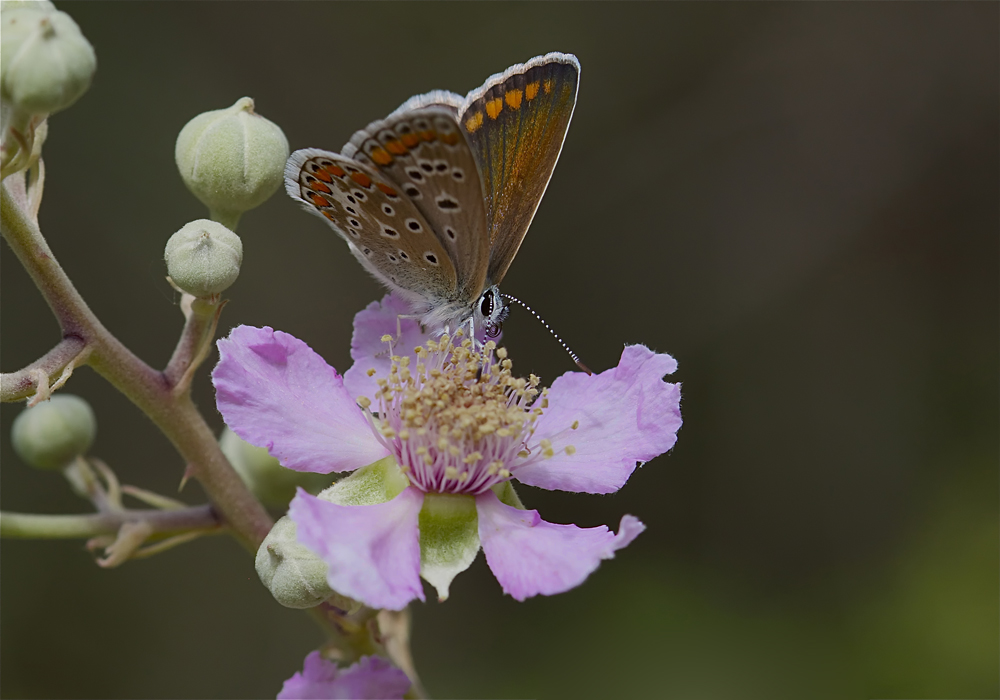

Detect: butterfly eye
481,293,494,317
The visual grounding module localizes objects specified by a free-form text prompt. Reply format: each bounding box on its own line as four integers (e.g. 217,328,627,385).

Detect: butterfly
284,52,579,339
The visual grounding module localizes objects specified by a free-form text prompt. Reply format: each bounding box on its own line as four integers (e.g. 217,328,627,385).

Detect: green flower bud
11,394,96,470
164,219,242,298
174,97,289,228
219,428,331,508
256,515,359,612
0,7,96,116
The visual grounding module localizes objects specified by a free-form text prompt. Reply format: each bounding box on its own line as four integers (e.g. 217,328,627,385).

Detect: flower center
359,333,555,495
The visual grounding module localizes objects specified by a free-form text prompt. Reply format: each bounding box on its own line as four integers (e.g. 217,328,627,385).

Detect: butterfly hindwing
285,148,458,301
459,52,580,285
343,99,490,304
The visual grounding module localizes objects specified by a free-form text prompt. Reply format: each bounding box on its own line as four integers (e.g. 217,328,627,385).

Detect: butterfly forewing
343,102,490,303
285,149,458,300
459,53,580,285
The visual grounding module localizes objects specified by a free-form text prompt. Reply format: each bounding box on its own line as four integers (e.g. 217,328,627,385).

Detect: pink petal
213,326,388,474
343,294,432,402
277,651,411,699
476,490,645,601
290,487,425,611
517,345,682,494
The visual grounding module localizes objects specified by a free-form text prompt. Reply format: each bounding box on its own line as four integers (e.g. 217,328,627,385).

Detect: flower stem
0,181,273,551
0,335,88,402
0,504,219,539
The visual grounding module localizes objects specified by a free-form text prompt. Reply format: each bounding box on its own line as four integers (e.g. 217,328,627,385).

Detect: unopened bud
256,515,358,612
174,97,289,228
0,7,96,116
219,428,330,508
11,394,96,470
164,219,242,298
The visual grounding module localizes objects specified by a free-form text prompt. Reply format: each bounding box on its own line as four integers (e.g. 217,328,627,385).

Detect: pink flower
213,294,682,610
277,652,410,699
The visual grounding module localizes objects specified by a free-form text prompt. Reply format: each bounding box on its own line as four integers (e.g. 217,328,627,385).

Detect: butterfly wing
285,148,458,307
342,95,490,304
459,52,580,285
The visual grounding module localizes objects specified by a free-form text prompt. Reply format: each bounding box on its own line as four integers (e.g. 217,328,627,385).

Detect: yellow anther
541,398,549,409
496,347,508,359
381,334,393,343
416,446,428,455
498,468,511,479
458,471,470,482
448,445,460,456
382,427,397,438
565,445,576,456
367,368,377,377
400,356,411,367
463,451,483,464
540,439,552,450
357,396,371,409
445,466,459,480
543,447,555,458
517,450,529,458
571,420,579,430
399,429,410,440
437,437,449,450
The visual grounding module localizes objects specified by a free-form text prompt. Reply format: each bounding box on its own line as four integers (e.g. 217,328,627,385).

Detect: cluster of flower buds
164,97,288,297
0,1,96,176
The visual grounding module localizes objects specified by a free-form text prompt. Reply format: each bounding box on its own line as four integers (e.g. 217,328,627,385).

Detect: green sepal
317,455,408,506
492,480,526,509
418,492,479,601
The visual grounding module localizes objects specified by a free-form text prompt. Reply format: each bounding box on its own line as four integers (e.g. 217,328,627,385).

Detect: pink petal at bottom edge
277,651,411,699
476,489,645,601
290,487,425,611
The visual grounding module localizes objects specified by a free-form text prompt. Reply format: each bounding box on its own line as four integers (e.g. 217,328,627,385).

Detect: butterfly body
285,52,579,337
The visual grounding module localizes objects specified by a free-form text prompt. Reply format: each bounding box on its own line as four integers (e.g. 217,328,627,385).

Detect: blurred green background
2,2,997,698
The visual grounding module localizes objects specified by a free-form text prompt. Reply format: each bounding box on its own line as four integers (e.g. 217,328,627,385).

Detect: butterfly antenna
500,293,592,375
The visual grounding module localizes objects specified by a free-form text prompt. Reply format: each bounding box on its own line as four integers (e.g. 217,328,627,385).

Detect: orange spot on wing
310,180,332,194
384,139,408,155
440,131,460,145
543,78,555,94
400,133,421,148
525,81,540,100
311,166,332,182
485,97,503,119
350,172,373,188
325,165,346,178
376,182,399,197
370,147,393,166
322,210,337,221
464,112,484,133
504,89,523,110
309,193,329,207
420,130,437,142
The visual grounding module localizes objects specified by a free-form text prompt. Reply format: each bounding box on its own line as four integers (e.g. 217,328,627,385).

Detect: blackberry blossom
213,293,682,610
